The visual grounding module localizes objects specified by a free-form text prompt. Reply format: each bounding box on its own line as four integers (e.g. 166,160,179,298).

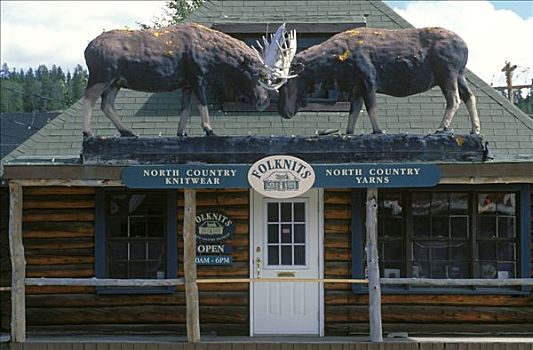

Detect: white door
251,189,321,335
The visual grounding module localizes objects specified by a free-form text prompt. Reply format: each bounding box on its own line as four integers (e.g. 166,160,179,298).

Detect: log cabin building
1,0,533,343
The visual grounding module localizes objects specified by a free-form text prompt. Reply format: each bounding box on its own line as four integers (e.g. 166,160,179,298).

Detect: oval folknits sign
248,155,315,199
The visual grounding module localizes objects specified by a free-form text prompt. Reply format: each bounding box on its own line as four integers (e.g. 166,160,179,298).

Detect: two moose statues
82,23,480,138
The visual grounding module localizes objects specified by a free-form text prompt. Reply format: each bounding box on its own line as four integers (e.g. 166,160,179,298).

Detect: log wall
12,187,249,336
1,186,11,331
322,189,533,336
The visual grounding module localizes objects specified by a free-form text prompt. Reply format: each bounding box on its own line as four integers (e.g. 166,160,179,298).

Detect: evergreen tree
139,0,205,28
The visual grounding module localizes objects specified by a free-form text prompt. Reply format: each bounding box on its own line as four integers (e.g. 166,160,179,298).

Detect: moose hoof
435,128,452,134
82,131,94,140
372,129,385,135
205,129,216,136
120,130,137,138
177,132,188,137
470,130,481,135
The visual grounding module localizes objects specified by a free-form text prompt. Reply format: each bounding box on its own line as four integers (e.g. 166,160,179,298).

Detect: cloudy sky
1,0,532,89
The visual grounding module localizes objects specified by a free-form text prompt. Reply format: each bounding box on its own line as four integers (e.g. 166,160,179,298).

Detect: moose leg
436,77,460,133
458,75,480,134
192,79,214,136
82,83,106,138
177,88,192,136
346,96,363,134
101,86,136,137
363,91,384,134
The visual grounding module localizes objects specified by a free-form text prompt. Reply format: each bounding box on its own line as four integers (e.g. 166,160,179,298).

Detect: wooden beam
183,189,200,342
25,278,185,287
8,182,25,342
365,188,382,342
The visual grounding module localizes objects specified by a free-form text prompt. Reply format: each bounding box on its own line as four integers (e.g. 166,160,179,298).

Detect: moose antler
254,23,297,91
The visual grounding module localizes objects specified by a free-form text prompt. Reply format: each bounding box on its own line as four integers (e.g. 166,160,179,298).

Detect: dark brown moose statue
82,23,280,138
277,27,481,135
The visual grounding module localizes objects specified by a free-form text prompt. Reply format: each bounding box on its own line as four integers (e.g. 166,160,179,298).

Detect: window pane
498,243,515,261
268,224,279,243
147,216,164,237
478,194,496,214
268,246,279,265
430,261,448,278
432,216,449,237
294,203,305,222
450,193,468,215
281,246,292,265
385,241,402,260
497,193,515,215
281,203,292,222
451,216,468,237
109,241,128,260
411,261,429,278
267,203,279,222
148,242,164,260
294,224,305,243
413,217,430,237
109,262,127,278
431,193,448,215
497,262,515,278
448,262,468,278
382,195,402,216
294,245,305,265
412,241,429,260
478,242,497,260
412,193,431,216
147,260,165,278
478,261,497,279
498,217,515,238
130,241,146,260
450,243,469,260
477,216,496,238
384,217,402,237
129,262,147,278
431,245,448,260
130,217,147,237
109,219,128,237
281,224,292,243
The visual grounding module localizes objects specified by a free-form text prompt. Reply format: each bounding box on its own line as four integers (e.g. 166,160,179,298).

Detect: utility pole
501,61,517,103
493,62,532,103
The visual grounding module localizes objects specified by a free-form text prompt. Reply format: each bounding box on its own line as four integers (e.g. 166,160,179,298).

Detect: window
352,186,530,294
265,201,307,267
96,190,177,293
215,23,365,112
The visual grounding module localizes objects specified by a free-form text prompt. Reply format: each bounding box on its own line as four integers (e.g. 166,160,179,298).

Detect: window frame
215,22,365,112
351,184,531,295
95,189,177,294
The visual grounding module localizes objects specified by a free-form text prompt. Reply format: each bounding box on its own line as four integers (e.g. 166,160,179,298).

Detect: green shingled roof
2,0,532,172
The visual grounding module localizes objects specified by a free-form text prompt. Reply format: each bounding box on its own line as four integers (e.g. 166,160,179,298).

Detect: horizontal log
324,233,350,248
23,198,95,209
23,210,95,222
325,305,533,323
324,248,351,261
325,292,533,306
380,278,533,287
325,262,350,277
23,222,94,238
26,286,95,294
325,322,533,336
324,205,351,220
27,292,247,307
26,323,248,336
26,277,185,287
27,265,94,278
24,238,94,250
23,187,95,195
324,191,352,205
26,256,94,265
324,219,351,234
26,305,247,325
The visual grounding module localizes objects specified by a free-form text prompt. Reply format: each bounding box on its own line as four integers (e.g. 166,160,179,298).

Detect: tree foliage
0,63,88,113
139,0,205,29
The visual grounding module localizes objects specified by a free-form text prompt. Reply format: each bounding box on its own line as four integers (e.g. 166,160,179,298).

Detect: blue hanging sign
122,162,440,189
122,164,249,189
314,163,440,188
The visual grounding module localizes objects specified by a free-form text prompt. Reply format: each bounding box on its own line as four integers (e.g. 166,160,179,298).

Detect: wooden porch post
183,189,200,342
8,182,25,342
366,188,383,342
